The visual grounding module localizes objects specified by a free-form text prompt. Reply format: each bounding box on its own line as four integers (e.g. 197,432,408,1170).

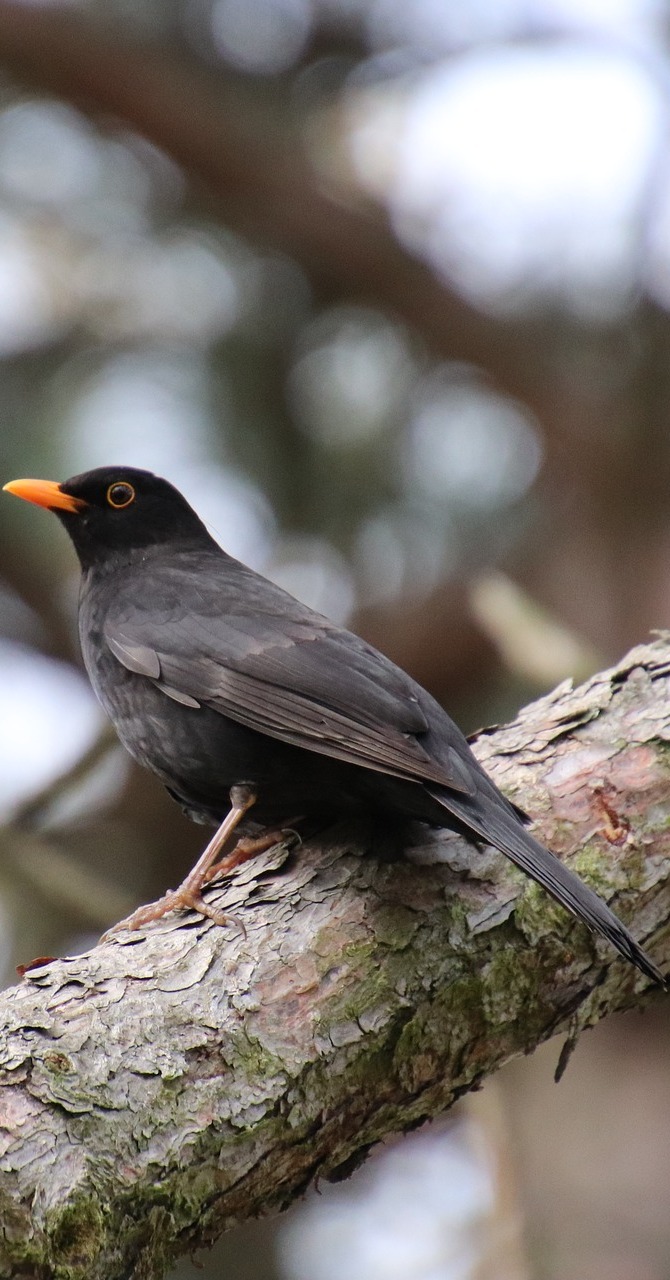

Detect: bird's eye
107,482,135,509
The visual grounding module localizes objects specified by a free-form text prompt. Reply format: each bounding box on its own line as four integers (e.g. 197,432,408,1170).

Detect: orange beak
2,478,87,514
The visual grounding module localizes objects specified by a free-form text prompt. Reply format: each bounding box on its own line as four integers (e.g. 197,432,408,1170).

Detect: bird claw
172,890,247,939
100,889,182,939
99,817,300,942
100,886,246,940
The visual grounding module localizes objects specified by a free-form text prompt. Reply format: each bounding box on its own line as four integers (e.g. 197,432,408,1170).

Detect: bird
3,465,662,982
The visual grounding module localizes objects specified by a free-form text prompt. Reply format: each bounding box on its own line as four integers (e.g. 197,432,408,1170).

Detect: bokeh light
0,641,102,812
350,43,664,314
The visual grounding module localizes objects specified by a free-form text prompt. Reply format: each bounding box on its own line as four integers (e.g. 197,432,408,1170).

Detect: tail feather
429,790,663,984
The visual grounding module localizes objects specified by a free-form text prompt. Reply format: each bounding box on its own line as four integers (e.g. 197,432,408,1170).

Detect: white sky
351,39,667,315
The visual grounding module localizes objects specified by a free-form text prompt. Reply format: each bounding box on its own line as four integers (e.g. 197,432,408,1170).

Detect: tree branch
1,639,669,1278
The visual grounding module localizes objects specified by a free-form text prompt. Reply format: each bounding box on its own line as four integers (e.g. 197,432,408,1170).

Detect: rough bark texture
1,640,669,1278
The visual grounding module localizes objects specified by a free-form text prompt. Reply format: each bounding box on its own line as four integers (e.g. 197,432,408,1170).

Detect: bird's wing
102,558,477,795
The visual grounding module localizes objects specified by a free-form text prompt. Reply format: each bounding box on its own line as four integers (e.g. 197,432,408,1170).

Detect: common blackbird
3,466,662,981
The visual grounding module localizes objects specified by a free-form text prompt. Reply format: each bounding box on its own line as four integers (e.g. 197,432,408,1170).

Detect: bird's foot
100,821,300,941
99,884,243,940
202,821,301,885
100,785,260,940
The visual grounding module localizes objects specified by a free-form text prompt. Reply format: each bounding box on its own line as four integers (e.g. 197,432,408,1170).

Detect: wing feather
102,555,476,796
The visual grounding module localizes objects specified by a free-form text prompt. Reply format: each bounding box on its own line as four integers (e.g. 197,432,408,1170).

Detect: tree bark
1,639,669,1278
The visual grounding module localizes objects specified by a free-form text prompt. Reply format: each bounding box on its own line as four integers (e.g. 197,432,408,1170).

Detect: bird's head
3,466,211,570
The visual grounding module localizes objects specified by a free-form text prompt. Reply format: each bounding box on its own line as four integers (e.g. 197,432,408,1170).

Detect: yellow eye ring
107,482,135,509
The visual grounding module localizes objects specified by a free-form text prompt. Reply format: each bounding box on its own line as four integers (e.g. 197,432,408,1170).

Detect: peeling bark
0,640,669,1278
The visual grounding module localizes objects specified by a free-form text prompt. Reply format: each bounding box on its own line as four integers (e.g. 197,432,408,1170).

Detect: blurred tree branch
0,639,667,1279
0,726,133,929
9,724,117,830
0,559,78,664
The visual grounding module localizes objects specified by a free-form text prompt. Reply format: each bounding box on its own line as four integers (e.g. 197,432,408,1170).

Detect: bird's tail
428,789,663,984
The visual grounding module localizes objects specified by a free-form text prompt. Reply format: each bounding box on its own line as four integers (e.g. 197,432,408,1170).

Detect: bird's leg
102,785,257,937
171,785,258,905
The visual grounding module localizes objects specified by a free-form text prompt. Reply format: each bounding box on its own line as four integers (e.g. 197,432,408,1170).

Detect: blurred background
0,0,669,1276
